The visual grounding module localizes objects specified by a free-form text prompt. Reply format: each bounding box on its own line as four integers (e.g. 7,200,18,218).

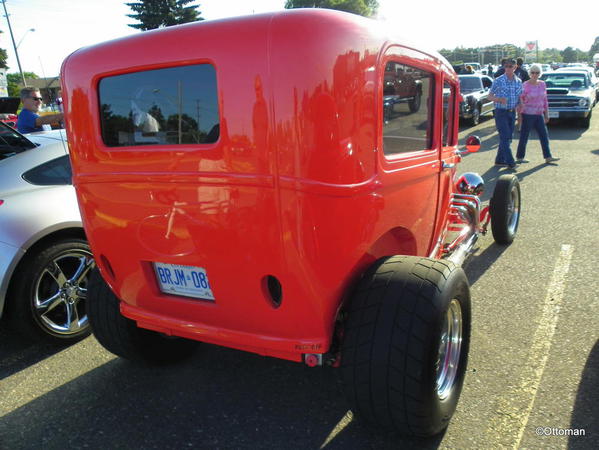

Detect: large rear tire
87,268,197,364
341,256,471,437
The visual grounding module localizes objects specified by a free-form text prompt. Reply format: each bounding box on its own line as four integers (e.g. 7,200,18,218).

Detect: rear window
0,122,37,160
22,155,72,186
99,64,219,147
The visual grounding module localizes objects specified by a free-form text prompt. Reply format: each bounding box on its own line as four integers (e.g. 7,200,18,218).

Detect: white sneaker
545,157,560,163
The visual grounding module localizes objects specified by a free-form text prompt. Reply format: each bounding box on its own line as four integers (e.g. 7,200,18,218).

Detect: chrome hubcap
436,299,463,400
34,250,95,336
506,186,520,234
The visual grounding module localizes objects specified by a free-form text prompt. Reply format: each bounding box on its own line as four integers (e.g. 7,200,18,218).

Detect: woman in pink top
516,64,560,164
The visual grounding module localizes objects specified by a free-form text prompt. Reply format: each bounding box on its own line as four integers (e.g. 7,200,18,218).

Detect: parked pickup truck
61,9,521,437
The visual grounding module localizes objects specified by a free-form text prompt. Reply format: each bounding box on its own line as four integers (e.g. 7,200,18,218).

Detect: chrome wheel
33,249,95,336
436,299,463,400
506,185,521,235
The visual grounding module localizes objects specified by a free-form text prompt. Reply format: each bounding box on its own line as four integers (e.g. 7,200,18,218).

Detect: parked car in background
541,71,595,128
463,62,481,72
62,9,522,437
458,74,494,125
383,61,423,117
0,97,21,129
0,124,93,343
555,67,599,103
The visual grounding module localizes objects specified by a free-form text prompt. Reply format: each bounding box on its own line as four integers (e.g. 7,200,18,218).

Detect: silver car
0,124,94,342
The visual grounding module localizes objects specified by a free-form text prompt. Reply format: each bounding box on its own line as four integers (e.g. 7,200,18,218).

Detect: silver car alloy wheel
33,249,95,336
436,298,463,401
507,186,521,235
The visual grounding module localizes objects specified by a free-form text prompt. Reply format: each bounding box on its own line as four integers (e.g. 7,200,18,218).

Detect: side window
442,81,456,147
383,62,433,155
99,64,219,147
22,155,72,186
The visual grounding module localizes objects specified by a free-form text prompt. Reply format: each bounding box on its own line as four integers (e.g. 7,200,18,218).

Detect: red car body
61,10,464,363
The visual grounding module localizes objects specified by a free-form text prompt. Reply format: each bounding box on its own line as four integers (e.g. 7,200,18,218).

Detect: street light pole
1,0,27,87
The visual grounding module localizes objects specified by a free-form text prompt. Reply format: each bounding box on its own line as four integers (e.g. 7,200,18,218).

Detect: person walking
488,58,522,169
515,57,530,82
515,64,560,164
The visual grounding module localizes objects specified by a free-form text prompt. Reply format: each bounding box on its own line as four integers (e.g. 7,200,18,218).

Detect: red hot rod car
61,9,520,436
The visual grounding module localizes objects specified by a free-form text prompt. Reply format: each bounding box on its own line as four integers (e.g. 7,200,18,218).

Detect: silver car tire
8,238,94,343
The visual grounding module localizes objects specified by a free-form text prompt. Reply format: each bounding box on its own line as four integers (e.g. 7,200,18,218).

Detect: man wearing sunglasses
488,58,522,169
17,88,64,134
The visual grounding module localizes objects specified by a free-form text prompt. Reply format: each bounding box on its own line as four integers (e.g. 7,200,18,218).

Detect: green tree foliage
440,44,594,66
284,0,379,17
126,0,203,30
588,36,599,58
561,47,578,63
7,72,39,97
0,48,8,69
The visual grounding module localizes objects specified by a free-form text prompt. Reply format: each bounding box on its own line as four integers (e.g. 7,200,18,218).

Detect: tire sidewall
491,175,521,244
420,268,471,432
10,239,92,342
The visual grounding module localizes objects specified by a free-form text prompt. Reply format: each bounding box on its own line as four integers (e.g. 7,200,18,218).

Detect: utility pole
1,0,26,86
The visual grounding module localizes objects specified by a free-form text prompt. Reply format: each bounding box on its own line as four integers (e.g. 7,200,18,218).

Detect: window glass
442,81,456,147
99,64,219,147
22,155,72,186
0,122,37,160
383,62,433,155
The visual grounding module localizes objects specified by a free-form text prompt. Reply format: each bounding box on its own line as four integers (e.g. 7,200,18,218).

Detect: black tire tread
341,255,470,437
490,174,521,245
6,239,92,343
87,268,196,364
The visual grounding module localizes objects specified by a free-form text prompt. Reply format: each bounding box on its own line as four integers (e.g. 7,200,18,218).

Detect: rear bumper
120,302,326,362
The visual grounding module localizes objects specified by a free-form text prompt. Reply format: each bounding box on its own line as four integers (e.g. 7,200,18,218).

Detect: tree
126,0,203,30
284,0,379,17
561,47,578,63
589,36,599,59
7,72,39,97
0,48,8,69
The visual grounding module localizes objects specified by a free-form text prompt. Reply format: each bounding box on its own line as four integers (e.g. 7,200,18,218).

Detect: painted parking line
486,244,574,448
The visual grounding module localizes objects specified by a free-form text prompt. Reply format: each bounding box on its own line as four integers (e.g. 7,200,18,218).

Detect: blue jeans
516,113,552,159
494,109,516,165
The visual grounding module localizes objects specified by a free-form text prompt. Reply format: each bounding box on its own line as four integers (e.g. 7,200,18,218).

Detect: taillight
0,200,4,206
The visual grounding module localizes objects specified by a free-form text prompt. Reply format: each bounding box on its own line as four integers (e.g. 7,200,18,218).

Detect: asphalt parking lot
1,111,598,449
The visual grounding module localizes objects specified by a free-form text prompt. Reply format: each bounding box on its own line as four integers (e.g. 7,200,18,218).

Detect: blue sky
2,0,597,78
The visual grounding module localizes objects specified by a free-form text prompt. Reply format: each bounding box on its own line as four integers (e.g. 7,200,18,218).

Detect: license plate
153,263,215,301
548,111,559,118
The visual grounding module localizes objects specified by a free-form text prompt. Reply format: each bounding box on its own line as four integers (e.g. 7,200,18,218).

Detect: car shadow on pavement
0,342,446,450
463,242,508,287
0,321,73,381
569,339,599,448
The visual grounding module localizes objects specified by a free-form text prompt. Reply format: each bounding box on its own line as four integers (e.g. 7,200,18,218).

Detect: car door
378,47,441,256
481,76,494,115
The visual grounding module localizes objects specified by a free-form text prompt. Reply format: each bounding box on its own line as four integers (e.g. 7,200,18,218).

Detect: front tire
409,91,421,113
581,110,591,129
490,174,521,244
8,239,94,343
341,256,471,437
87,268,197,364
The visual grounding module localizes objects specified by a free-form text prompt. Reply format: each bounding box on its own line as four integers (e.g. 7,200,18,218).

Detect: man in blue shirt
488,59,522,169
17,88,63,134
